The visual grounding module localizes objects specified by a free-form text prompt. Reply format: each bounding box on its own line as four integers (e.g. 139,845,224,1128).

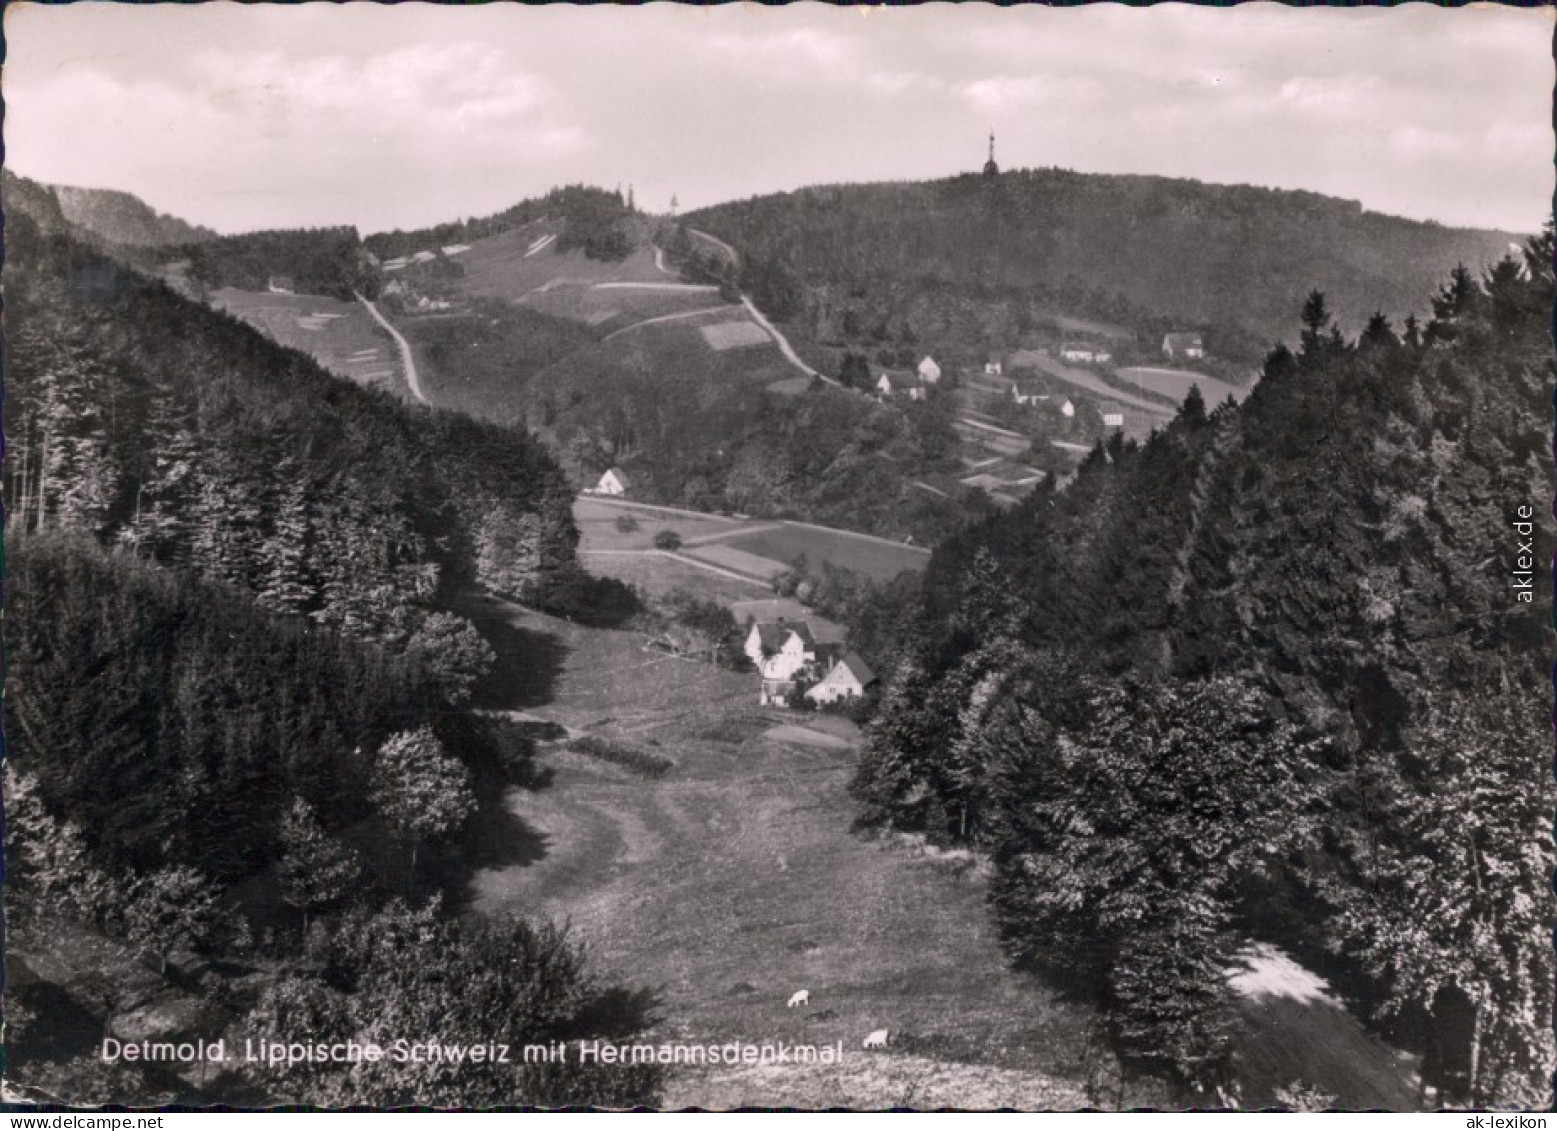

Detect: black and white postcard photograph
3,0,1553,1112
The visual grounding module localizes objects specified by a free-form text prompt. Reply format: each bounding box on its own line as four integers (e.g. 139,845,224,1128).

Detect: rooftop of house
751,620,816,652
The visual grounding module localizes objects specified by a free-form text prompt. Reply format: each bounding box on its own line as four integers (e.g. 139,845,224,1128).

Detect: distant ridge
684,168,1518,346
50,182,218,247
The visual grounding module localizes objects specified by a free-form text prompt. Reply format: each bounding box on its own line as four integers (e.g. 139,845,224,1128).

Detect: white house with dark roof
917,356,942,385
1162,333,1205,360
745,621,820,705
805,651,877,706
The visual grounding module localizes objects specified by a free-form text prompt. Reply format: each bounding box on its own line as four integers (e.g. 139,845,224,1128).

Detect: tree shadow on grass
567,984,667,1039
448,592,571,711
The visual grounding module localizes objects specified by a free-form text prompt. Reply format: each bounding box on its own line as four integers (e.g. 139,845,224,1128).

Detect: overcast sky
7,2,1552,235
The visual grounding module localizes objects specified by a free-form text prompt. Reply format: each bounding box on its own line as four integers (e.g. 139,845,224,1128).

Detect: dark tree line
365,184,635,264
851,234,1555,1105
684,169,1513,359
167,226,378,301
4,195,663,1106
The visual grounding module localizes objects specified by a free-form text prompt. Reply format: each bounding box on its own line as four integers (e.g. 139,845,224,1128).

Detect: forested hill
685,170,1515,356
852,235,1553,1105
52,183,219,246
5,195,662,1105
4,205,584,625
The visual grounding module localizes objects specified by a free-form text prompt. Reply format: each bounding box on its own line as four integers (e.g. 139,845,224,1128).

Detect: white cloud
1390,125,1465,161
956,75,1105,115
1484,120,1551,162
187,44,565,138
1277,74,1385,117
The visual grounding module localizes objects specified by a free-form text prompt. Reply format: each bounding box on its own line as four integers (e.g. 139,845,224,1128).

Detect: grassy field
574,498,929,588
453,598,1104,1108
207,289,408,397
525,287,732,335
1114,366,1251,409
682,542,792,582
580,551,770,606
719,525,928,585
456,223,672,303
450,599,1417,1109
575,497,741,551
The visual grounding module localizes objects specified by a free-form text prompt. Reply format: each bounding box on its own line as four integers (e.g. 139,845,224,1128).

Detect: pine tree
124,866,222,974
278,798,363,931
370,728,475,881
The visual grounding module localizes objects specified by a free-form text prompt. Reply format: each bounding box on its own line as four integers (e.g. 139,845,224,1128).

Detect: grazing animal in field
863,1029,889,1049
787,990,810,1009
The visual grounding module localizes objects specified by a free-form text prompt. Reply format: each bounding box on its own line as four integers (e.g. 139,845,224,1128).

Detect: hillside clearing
455,600,1419,1110
1114,366,1252,409
457,599,1105,1108
574,498,928,588
206,288,408,397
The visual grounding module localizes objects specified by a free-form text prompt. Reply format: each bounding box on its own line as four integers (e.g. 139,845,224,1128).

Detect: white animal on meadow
863,1029,889,1049
787,990,810,1009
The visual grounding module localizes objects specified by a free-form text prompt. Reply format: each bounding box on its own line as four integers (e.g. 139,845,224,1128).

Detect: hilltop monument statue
983,130,1000,177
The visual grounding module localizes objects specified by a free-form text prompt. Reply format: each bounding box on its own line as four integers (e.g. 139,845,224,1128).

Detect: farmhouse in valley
876,371,926,401
1010,377,1048,406
917,356,942,384
804,651,877,706
1163,332,1205,360
1101,402,1126,428
1060,398,1076,417
984,357,1004,376
1061,341,1112,365
745,620,820,706
591,468,631,496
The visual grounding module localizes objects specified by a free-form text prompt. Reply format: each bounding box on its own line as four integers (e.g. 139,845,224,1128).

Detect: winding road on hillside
741,296,840,386
655,231,835,386
602,305,735,342
354,292,427,405
688,228,740,265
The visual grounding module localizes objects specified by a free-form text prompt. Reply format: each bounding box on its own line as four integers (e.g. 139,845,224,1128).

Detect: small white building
876,372,926,401
984,358,1004,377
918,356,942,384
1163,333,1206,360
1060,399,1076,418
1101,403,1126,428
805,651,877,706
1010,379,1048,407
1060,344,1098,364
593,468,630,496
267,275,295,295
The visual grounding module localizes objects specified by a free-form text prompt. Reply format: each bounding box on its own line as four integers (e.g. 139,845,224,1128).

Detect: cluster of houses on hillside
980,331,1205,376
1162,332,1205,360
744,620,876,708
378,245,471,273
875,355,942,401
